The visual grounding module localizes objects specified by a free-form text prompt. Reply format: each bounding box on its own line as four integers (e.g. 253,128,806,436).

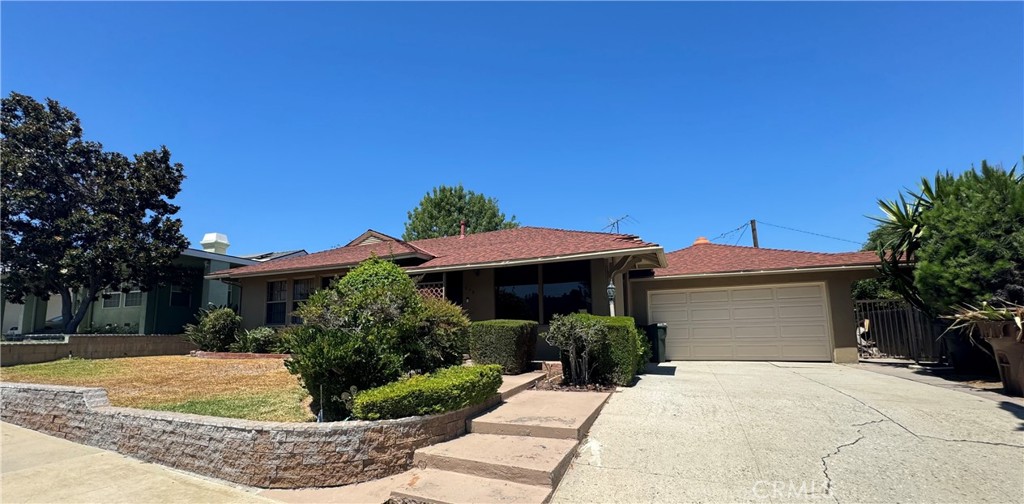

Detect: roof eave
205,252,425,280
405,245,666,274
635,263,879,281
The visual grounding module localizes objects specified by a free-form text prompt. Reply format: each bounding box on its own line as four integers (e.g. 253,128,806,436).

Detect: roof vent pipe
460,220,466,239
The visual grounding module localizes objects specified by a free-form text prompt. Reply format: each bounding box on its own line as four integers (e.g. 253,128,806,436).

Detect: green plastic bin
645,323,667,362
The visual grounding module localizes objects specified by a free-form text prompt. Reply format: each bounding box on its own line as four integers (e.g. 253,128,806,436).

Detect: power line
734,225,748,246
709,222,749,242
757,221,863,245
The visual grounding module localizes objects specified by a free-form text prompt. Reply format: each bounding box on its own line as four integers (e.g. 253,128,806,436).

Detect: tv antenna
603,215,637,234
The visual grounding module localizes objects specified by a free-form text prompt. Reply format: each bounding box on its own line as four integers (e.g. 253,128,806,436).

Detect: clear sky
2,2,1021,256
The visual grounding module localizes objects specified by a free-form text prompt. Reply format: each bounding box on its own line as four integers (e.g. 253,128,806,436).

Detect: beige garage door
648,283,832,361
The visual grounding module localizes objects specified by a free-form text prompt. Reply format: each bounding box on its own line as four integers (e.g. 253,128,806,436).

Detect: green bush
184,307,241,351
230,326,280,353
545,313,647,386
469,320,538,374
283,324,404,420
284,257,423,420
545,313,607,386
352,364,502,420
412,296,471,372
594,315,648,385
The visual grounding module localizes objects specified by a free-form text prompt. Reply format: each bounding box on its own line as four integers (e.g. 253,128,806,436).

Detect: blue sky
3,2,1021,256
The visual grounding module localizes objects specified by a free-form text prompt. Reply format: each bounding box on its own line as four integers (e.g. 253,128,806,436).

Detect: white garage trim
646,282,835,362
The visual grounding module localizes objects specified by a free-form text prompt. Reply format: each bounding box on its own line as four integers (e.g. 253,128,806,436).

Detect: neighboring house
240,249,308,262
631,237,878,363
0,233,266,335
206,227,879,363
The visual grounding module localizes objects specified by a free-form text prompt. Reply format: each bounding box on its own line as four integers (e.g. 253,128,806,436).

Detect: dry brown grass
0,356,313,422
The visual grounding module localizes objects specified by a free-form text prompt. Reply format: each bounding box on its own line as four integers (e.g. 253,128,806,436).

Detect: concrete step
497,371,546,401
390,469,552,504
414,433,578,487
470,390,612,440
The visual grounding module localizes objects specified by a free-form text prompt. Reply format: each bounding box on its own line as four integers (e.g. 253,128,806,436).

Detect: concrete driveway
552,362,1024,503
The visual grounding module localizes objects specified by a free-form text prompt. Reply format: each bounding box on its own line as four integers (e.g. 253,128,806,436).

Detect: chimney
692,236,710,245
460,220,466,239
200,232,230,254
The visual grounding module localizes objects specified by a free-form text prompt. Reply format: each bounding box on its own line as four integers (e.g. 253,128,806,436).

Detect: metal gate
854,299,946,363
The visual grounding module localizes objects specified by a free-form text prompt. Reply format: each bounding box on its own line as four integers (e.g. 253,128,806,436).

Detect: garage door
648,284,832,361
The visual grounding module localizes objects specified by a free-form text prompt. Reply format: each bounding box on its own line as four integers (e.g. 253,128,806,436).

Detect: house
207,226,879,363
0,233,289,336
207,227,666,358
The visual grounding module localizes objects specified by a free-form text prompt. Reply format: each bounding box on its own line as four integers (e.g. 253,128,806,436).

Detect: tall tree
869,160,1024,314
1,92,189,333
403,184,518,241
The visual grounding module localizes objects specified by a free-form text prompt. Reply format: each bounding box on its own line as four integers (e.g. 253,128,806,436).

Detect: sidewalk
1,422,271,504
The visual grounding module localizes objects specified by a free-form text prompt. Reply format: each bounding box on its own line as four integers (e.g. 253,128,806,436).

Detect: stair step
390,469,552,504
415,433,578,487
497,371,546,400
470,390,612,440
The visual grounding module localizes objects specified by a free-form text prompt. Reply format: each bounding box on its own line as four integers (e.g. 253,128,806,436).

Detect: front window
124,290,143,307
266,281,287,325
542,261,592,323
102,292,121,308
495,266,539,321
292,279,313,324
170,285,191,307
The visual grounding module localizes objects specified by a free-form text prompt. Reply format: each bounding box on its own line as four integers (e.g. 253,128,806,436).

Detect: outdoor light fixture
607,280,617,317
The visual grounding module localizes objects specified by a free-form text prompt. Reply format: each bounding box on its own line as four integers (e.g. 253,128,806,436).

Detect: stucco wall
0,335,196,367
0,382,499,488
629,270,873,363
238,269,349,330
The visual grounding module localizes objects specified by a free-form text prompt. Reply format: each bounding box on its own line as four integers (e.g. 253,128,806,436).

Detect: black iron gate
854,299,946,363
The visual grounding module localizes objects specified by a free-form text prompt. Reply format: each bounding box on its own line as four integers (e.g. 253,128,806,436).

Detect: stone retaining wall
0,334,196,367
0,382,500,488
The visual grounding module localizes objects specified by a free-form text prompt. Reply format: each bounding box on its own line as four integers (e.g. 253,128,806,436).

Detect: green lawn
1,356,314,422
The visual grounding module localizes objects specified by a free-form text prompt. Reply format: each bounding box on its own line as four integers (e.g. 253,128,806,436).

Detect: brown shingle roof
213,240,426,277
654,242,879,278
407,227,659,271
212,226,661,278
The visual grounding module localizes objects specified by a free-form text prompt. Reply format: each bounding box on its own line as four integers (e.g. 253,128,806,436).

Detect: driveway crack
918,435,1024,449
820,435,865,504
708,366,773,504
781,369,921,439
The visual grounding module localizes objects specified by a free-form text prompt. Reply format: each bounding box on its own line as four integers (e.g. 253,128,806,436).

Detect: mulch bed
532,380,616,392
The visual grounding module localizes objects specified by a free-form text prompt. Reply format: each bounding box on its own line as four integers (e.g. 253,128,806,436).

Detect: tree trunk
60,288,74,333
63,285,97,334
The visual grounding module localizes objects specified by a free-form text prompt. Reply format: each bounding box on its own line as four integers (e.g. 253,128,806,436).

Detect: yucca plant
945,301,1024,344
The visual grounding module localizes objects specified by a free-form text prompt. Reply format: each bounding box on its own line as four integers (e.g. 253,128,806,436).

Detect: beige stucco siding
629,269,874,363
236,269,349,330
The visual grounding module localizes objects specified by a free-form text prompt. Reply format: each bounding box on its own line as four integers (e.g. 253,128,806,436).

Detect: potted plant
947,302,1024,396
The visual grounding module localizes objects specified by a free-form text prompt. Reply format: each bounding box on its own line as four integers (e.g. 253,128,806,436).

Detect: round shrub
184,306,241,351
230,326,279,354
412,296,471,373
283,324,404,420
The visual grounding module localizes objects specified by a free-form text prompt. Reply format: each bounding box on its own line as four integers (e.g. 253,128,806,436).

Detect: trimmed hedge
352,364,502,420
469,320,538,374
591,315,649,385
